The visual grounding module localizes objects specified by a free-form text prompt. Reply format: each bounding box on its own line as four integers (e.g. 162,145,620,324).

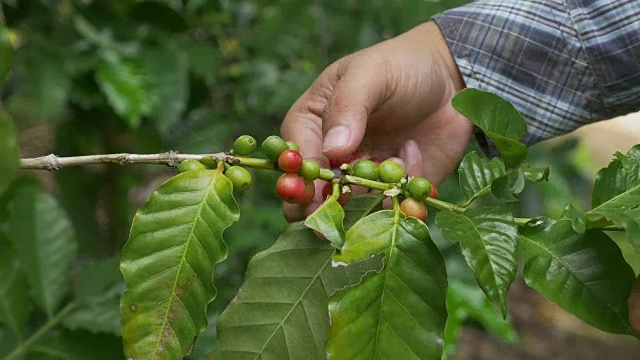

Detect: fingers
281,60,343,163
399,139,424,178
321,54,389,159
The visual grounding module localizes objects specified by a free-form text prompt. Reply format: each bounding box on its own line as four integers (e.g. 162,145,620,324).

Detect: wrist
425,21,466,93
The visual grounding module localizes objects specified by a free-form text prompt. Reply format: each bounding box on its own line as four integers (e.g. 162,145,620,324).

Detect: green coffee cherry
408,177,432,199
234,135,257,155
286,141,300,151
177,160,206,173
352,160,379,181
378,159,404,183
299,159,320,181
225,166,252,191
262,135,289,162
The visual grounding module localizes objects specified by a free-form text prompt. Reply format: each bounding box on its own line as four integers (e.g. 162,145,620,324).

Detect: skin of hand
281,21,472,221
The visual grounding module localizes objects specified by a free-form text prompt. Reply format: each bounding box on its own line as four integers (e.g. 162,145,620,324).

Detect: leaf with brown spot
120,168,239,359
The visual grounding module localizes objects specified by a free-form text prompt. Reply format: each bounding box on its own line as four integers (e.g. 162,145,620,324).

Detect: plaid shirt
434,0,640,144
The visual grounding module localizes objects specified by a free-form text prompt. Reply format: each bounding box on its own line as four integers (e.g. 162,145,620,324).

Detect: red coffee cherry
276,173,306,203
278,149,303,173
329,155,354,169
430,184,438,199
400,197,428,221
301,180,315,205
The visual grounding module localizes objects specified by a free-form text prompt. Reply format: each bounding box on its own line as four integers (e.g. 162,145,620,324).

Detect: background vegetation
1,0,638,358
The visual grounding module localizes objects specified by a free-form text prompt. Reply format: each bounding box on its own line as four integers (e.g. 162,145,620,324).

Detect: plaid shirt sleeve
433,0,640,145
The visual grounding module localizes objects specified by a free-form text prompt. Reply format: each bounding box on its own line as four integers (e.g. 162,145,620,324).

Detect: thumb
321,56,388,159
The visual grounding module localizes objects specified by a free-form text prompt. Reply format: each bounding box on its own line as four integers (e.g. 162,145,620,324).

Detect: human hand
281,21,473,221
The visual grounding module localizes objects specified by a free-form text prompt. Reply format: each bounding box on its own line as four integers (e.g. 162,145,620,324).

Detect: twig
3,303,76,360
19,152,226,170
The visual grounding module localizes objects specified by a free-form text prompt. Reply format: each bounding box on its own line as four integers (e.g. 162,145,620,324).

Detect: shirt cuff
433,0,603,145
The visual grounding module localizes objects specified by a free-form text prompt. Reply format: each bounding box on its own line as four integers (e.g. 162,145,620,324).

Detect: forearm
434,0,640,144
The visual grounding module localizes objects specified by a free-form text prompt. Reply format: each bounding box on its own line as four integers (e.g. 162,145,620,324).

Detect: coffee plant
2,1,639,359
3,82,640,359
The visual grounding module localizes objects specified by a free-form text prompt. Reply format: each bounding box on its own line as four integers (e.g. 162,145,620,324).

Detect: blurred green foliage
2,0,476,357
6,0,632,358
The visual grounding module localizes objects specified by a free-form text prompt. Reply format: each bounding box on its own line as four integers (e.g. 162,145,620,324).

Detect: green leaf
213,194,384,358
120,168,239,359
8,46,70,123
304,197,346,248
452,89,527,168
0,110,19,190
327,210,448,360
342,193,384,229
63,257,123,335
95,58,156,128
321,194,386,296
588,146,640,246
0,26,13,84
0,237,29,335
185,41,218,83
591,145,640,208
435,206,518,315
522,164,549,183
6,186,78,317
141,46,189,136
129,1,189,33
491,168,525,203
562,203,586,234
213,223,334,359
518,218,635,334
458,151,506,205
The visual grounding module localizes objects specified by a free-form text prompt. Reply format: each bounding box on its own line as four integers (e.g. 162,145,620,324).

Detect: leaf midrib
372,209,400,359
588,183,640,215
459,215,503,293
152,175,216,357
255,251,334,359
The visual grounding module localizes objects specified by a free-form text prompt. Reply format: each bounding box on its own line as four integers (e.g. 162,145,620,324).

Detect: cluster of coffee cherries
176,135,257,192
347,156,437,221
176,134,438,221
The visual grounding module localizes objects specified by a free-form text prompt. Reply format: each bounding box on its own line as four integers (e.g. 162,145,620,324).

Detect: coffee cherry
378,159,404,183
352,160,379,181
233,135,257,155
276,173,306,203
278,149,303,173
225,166,252,191
177,160,206,173
322,183,351,206
370,157,381,165
408,177,432,199
262,135,289,162
400,198,428,221
299,159,320,181
329,155,354,169
301,180,315,205
286,141,300,151
430,184,438,198
322,182,332,200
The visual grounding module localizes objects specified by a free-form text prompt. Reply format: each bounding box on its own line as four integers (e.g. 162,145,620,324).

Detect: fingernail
323,126,350,153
